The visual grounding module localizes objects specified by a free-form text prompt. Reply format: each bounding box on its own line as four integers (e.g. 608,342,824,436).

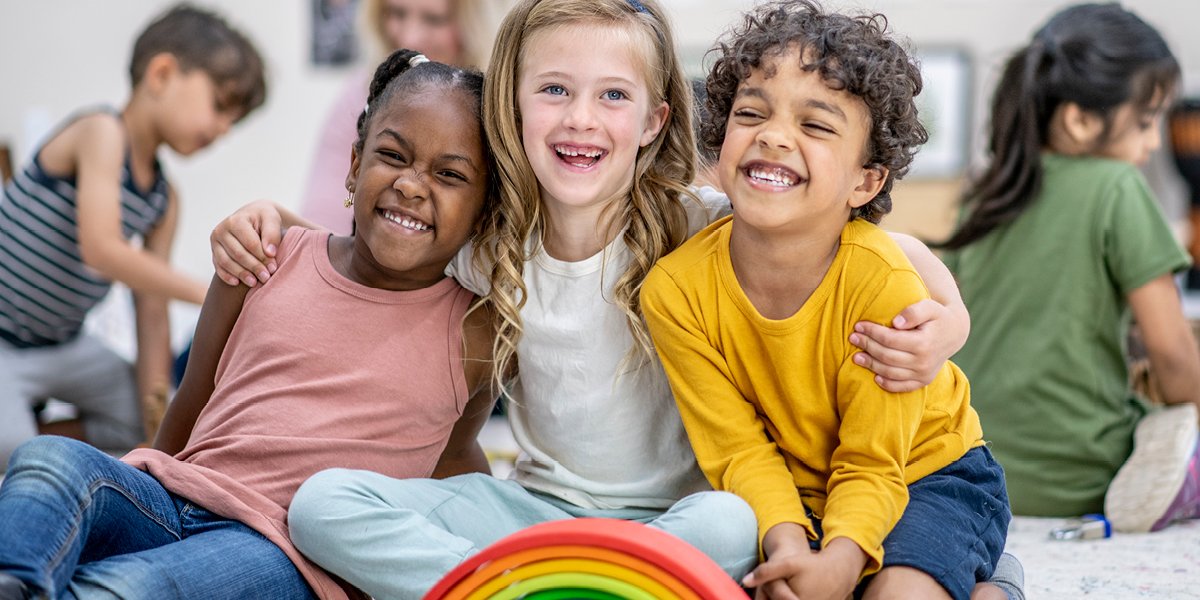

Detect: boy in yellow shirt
641,1,1011,598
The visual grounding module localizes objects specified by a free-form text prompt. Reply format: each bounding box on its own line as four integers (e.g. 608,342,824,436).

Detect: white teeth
554,145,603,158
383,210,431,231
748,167,797,186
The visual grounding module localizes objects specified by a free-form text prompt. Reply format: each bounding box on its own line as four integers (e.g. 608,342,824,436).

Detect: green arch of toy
422,518,745,600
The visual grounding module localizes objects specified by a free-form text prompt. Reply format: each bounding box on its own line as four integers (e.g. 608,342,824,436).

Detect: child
210,0,974,597
0,49,499,600
0,5,266,467
641,2,1012,599
940,3,1200,532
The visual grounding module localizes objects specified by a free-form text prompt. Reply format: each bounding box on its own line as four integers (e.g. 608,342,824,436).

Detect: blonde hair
358,0,509,69
477,0,698,390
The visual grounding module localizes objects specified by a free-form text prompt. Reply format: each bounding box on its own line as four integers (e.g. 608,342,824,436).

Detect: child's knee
665,491,759,579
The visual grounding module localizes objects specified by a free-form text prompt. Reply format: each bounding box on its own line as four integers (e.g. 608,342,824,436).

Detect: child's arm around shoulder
59,114,207,304
153,271,252,454
848,232,971,392
432,301,503,478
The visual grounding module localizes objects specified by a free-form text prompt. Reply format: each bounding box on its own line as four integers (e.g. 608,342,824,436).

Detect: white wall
2,0,1199,284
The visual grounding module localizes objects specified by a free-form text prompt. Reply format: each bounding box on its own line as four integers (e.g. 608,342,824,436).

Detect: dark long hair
938,3,1178,250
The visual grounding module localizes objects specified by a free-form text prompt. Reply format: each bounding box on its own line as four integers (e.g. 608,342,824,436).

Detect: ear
345,145,362,192
848,164,887,209
1059,102,1105,147
143,53,181,95
639,101,670,147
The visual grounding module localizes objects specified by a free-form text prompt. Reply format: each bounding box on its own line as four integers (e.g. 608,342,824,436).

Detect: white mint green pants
288,470,759,600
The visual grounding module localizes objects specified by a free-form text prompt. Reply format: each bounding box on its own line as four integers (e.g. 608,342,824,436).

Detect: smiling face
155,62,240,156
516,22,668,223
1095,97,1168,167
346,83,487,289
718,48,883,236
379,0,462,65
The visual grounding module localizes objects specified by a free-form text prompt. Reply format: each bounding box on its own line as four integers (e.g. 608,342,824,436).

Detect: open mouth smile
554,144,607,169
742,161,805,190
379,208,433,232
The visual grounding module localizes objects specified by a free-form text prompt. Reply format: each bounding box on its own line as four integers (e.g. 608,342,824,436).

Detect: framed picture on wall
312,0,360,66
909,47,972,179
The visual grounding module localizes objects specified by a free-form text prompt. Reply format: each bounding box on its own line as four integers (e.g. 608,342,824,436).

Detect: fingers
761,579,802,600
892,298,943,330
210,225,268,287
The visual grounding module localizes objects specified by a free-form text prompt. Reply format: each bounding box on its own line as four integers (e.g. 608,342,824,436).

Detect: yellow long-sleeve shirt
642,216,984,574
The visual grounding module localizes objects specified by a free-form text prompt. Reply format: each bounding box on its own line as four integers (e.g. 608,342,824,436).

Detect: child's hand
746,532,863,600
210,200,283,287
849,298,967,392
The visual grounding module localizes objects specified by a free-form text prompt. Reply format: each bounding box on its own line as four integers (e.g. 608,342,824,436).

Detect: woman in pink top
0,49,497,600
301,0,507,233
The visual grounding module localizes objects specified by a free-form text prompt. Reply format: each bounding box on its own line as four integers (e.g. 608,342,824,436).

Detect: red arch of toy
423,517,746,600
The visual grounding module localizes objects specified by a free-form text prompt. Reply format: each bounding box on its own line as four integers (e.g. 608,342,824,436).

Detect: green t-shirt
945,154,1191,516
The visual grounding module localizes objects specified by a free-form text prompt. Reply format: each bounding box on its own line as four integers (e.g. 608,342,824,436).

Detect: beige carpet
1006,516,1200,599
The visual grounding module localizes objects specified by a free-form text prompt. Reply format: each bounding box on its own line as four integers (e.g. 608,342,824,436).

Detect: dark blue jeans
0,436,315,599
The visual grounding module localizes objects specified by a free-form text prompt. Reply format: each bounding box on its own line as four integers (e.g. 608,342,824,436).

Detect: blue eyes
540,85,628,101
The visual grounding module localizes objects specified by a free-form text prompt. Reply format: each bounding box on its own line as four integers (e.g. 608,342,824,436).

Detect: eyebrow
377,128,479,172
531,70,637,88
736,87,848,121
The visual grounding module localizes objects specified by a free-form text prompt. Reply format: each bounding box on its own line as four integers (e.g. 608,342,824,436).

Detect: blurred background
2,0,1199,341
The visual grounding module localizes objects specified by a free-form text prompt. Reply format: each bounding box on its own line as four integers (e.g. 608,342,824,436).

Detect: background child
642,2,1011,599
0,4,266,467
0,49,498,600
211,0,974,597
299,0,508,235
940,3,1200,533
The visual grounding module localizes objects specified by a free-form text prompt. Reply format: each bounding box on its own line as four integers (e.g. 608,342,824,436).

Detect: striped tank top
0,109,169,348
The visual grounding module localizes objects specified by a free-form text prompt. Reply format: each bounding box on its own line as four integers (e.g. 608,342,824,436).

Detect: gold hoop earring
344,191,354,208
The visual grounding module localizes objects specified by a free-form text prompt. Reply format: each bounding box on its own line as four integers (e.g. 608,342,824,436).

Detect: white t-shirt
449,187,731,509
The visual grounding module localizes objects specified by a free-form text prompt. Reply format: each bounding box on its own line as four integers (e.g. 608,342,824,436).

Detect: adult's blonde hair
476,0,698,390
358,0,510,69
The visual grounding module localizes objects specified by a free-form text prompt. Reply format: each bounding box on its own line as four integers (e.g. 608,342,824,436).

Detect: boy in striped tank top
0,5,266,467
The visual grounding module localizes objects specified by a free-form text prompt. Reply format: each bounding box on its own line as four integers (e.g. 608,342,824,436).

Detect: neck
121,97,162,182
328,235,444,292
729,219,843,320
540,196,623,262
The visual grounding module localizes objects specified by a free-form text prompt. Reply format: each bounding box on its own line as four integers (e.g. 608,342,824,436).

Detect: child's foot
1104,403,1200,532
0,572,31,600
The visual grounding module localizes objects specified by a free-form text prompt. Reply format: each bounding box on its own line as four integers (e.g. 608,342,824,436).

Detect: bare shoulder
39,112,125,174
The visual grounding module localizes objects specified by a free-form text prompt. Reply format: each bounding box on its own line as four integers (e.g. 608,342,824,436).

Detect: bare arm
210,200,319,287
153,274,250,454
71,117,207,304
432,303,501,478
133,189,184,441
1129,274,1200,408
848,232,971,392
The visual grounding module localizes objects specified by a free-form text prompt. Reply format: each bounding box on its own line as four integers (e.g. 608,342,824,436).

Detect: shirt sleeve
641,265,812,551
1101,168,1192,295
823,268,929,575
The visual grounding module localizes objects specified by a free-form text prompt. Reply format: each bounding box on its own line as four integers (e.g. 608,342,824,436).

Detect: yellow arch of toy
463,558,675,600
442,545,700,600
484,572,657,600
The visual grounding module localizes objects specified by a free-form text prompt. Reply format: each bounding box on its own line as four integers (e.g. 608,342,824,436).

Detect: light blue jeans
289,470,759,600
0,436,315,600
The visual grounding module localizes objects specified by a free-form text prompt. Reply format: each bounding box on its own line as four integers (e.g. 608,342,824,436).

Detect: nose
393,167,430,200
563,97,598,132
756,119,795,152
401,20,430,53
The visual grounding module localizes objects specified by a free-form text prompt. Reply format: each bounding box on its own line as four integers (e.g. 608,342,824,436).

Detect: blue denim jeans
0,436,315,600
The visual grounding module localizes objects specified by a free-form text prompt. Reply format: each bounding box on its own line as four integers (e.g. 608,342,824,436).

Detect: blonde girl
210,0,973,597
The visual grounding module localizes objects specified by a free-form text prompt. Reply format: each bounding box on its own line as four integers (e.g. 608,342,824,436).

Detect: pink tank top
124,228,475,600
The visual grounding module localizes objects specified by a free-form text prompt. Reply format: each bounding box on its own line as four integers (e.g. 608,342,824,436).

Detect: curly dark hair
701,0,928,223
